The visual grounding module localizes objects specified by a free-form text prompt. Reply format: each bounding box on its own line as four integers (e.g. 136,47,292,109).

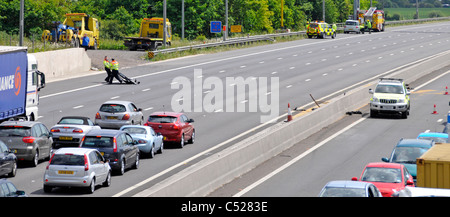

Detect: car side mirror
407,180,414,186
351,177,358,181
16,190,26,196
188,119,194,123
137,108,142,112
369,89,373,94
381,157,389,162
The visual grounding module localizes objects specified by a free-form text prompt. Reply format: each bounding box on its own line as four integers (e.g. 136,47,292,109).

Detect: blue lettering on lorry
0,47,28,121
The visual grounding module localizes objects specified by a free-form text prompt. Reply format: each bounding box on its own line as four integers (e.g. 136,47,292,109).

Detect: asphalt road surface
8,21,450,197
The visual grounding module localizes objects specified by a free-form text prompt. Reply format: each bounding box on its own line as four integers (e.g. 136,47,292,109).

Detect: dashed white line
73,105,84,109
110,96,120,99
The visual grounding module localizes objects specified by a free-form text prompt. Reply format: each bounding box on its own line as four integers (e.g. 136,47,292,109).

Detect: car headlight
372,97,379,102
398,99,405,103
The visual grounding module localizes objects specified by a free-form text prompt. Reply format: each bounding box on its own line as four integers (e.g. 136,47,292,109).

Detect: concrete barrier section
134,50,450,197
33,48,91,80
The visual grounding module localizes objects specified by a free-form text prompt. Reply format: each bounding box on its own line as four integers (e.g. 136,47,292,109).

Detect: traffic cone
445,86,448,95
432,104,438,114
287,103,293,122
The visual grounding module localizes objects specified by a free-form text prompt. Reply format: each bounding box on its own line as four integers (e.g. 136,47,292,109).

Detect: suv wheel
31,151,39,167
370,109,377,118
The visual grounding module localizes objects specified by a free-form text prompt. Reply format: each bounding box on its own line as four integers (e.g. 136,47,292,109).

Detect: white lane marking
233,117,367,197
144,107,154,111
73,105,84,109
142,88,151,92
110,96,120,99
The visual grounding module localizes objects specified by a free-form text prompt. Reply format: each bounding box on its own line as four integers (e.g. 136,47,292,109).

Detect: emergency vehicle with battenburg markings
306,21,336,39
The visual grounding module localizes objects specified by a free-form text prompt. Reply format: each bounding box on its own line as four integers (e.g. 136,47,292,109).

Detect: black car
80,129,139,175
0,179,26,197
0,140,17,177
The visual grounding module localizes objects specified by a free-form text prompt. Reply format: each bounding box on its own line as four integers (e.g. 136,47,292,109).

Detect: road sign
148,51,154,59
210,21,222,33
230,25,242,33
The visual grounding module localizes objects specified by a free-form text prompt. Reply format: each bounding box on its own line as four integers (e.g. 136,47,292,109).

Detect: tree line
0,0,445,41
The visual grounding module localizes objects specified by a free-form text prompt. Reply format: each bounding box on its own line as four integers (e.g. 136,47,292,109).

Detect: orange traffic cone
287,103,293,122
445,86,448,95
432,104,438,114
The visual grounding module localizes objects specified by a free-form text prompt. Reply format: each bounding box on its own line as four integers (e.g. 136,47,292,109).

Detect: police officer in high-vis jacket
109,58,122,84
104,56,112,82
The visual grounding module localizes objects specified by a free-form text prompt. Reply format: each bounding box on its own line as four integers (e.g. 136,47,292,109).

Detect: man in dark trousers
109,58,122,84
104,56,112,82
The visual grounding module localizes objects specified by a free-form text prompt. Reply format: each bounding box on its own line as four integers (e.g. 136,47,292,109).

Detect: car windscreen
0,126,31,137
58,118,86,125
345,21,358,25
99,104,126,113
361,167,402,183
309,23,318,28
392,147,429,164
50,154,85,166
122,127,147,134
82,136,114,148
148,116,177,123
320,187,366,197
375,84,404,94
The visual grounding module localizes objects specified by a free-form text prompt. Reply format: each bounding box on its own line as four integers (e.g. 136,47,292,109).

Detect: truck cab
25,54,45,121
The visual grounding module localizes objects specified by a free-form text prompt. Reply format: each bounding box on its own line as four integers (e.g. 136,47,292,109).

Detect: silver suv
369,78,410,118
43,148,111,194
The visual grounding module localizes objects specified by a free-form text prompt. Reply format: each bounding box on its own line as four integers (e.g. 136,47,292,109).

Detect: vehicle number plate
58,170,74,175
59,136,73,141
107,116,118,120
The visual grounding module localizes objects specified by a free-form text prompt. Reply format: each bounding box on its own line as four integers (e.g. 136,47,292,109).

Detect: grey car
43,148,111,194
318,180,382,197
344,20,363,34
0,121,53,167
50,116,101,149
94,101,144,129
120,125,164,158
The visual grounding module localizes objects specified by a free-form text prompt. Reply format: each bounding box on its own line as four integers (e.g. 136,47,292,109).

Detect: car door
96,150,109,180
89,151,107,182
31,124,44,159
39,124,52,158
129,103,142,124
149,127,162,150
124,133,137,165
181,115,193,139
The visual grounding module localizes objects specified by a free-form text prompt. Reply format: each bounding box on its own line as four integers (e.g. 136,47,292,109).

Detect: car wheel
188,130,195,144
86,178,95,194
103,171,111,187
117,158,125,175
401,111,408,119
133,153,140,169
31,151,39,167
370,109,377,118
149,145,155,158
8,161,17,177
179,134,185,148
157,141,164,154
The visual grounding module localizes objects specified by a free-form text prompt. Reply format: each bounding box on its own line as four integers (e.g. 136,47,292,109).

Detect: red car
144,112,195,148
352,162,414,197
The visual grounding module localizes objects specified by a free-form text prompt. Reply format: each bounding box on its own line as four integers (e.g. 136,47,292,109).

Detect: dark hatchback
80,129,140,175
0,140,17,177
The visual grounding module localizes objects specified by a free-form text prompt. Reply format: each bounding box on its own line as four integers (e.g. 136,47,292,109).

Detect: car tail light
50,128,60,132
84,154,89,171
122,114,130,120
173,124,179,130
95,112,101,119
22,136,35,143
113,137,118,152
138,139,147,144
72,128,83,133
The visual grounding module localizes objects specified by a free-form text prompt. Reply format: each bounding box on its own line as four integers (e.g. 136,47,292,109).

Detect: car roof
85,129,123,137
102,100,132,105
418,132,448,138
366,162,403,169
54,147,94,155
397,138,434,147
150,112,183,117
0,121,40,127
325,180,371,189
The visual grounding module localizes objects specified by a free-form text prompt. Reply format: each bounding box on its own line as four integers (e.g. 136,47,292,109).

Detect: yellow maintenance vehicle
124,17,172,51
42,13,100,49
306,21,336,39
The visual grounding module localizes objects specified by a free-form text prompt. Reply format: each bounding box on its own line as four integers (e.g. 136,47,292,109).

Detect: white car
43,148,111,194
95,101,144,129
344,20,363,34
50,116,101,149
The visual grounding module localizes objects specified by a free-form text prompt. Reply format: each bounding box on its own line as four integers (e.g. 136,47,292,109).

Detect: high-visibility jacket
103,60,111,69
111,60,119,70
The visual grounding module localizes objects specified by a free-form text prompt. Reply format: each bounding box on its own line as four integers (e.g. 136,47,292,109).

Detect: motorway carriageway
216,68,450,197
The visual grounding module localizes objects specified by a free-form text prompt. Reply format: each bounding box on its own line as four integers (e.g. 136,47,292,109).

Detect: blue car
119,125,163,158
382,138,434,182
417,132,448,143
318,180,382,197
